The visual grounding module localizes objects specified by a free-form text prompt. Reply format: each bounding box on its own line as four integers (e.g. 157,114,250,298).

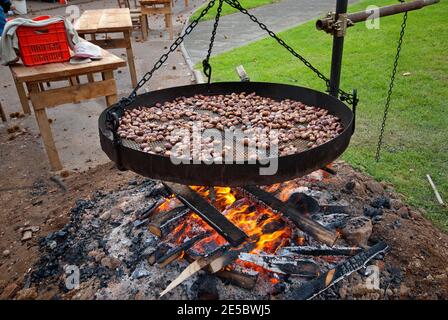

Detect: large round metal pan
99,82,354,186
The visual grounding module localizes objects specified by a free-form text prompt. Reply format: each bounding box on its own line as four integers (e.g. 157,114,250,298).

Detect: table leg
13,78,31,115
124,30,138,87
69,76,79,86
78,34,95,83
87,73,95,83
166,12,174,40
102,71,118,106
141,14,149,41
29,83,63,171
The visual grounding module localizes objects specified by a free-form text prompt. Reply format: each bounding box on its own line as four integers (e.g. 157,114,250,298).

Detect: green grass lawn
200,0,448,230
190,0,280,22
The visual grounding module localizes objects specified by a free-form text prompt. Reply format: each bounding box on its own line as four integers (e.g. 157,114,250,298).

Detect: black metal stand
329,0,348,97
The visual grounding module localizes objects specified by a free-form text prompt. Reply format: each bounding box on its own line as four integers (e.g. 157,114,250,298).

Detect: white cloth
0,16,80,65
73,39,102,60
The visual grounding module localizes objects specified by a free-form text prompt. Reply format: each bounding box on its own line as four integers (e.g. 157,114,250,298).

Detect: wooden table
140,0,174,39
74,8,138,87
9,49,126,171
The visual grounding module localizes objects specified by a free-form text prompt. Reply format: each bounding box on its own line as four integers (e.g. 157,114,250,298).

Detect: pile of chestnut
117,92,343,161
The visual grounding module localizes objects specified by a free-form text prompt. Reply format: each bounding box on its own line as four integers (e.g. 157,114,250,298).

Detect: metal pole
329,0,349,97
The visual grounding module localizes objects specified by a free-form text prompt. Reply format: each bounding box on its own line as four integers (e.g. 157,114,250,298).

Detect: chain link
375,10,408,162
203,0,224,85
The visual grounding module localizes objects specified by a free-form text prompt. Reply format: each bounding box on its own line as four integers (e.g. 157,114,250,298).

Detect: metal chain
375,10,408,162
203,0,224,85
224,0,357,105
108,0,219,117
224,0,330,85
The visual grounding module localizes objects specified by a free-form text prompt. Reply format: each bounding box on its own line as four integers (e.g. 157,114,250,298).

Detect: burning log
163,182,248,247
277,245,363,257
136,197,165,220
147,243,171,266
148,206,190,238
157,232,210,268
240,186,338,245
290,241,389,300
216,270,258,290
238,253,319,277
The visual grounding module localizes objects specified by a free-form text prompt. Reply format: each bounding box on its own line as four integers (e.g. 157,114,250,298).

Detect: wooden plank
30,79,116,110
102,71,118,107
86,38,129,50
240,186,338,246
74,8,132,33
163,182,248,247
10,50,126,83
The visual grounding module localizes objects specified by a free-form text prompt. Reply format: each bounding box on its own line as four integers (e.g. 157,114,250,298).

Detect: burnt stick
157,232,210,268
216,270,258,290
163,182,248,247
290,241,389,300
148,206,190,238
278,245,362,256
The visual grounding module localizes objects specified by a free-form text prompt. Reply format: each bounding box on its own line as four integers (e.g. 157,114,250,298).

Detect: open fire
29,163,391,300
174,187,292,253
137,166,387,299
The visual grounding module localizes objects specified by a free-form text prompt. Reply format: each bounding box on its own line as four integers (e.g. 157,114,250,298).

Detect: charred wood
238,253,319,277
163,182,248,246
278,245,363,256
147,243,171,266
157,232,210,268
136,197,165,221
240,186,338,245
216,270,258,290
311,213,350,229
148,206,190,238
290,241,389,300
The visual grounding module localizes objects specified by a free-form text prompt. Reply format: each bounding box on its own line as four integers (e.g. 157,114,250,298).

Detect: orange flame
160,185,304,274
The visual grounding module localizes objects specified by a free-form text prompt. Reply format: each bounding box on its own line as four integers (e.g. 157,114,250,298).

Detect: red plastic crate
17,16,71,66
